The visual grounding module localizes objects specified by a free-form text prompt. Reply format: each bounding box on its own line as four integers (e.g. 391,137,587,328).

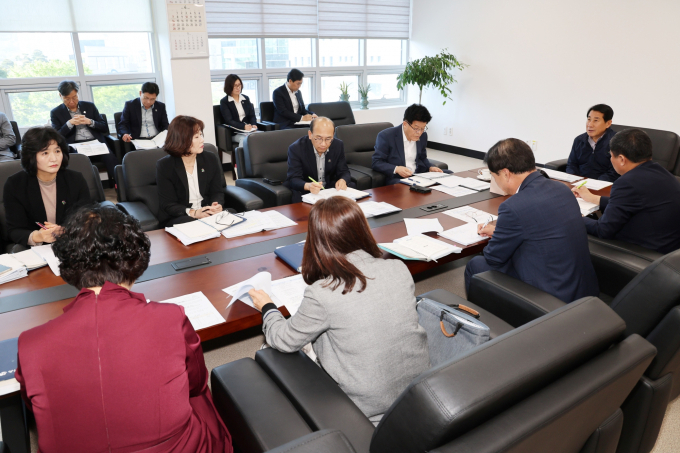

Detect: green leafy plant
358,83,371,98
397,48,468,105
339,81,351,98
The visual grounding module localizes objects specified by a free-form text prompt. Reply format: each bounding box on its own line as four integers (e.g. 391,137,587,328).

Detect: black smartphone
172,256,211,271
410,185,432,194
263,178,282,185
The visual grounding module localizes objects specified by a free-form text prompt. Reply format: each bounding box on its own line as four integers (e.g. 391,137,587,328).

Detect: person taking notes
573,128,680,254
566,104,619,182
465,138,598,302
272,68,316,129
118,82,170,144
219,74,259,147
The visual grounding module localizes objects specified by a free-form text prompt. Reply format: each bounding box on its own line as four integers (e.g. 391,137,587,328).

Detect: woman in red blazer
15,205,232,453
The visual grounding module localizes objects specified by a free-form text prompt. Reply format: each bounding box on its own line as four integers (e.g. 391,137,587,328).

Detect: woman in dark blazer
156,115,225,228
3,126,90,248
16,205,232,452
219,74,259,147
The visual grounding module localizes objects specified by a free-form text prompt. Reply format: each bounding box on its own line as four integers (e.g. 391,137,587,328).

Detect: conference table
0,168,612,453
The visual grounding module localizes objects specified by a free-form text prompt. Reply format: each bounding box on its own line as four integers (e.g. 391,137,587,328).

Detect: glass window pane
367,74,401,100
264,38,313,68
319,39,360,67
209,39,260,70
211,79,259,107
8,91,62,127
0,33,76,79
366,40,405,66
269,78,312,105
91,84,143,122
78,33,152,75
321,75,359,103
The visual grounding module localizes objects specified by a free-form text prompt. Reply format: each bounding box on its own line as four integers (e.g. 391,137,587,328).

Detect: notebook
0,337,19,396
131,130,168,150
301,188,370,204
380,234,461,262
438,223,490,246
275,242,305,272
358,201,402,218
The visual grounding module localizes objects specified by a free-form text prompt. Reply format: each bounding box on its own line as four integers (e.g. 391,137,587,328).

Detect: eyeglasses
406,122,428,134
312,136,333,145
214,211,242,226
465,212,494,224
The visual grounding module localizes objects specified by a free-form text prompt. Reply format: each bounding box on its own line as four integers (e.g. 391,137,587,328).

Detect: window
318,39,361,67
0,33,77,79
320,75,359,103
91,83,143,122
367,74,401,101
265,39,314,68
211,79,259,106
78,33,153,75
7,90,61,127
268,78,312,105
366,40,407,66
209,39,260,70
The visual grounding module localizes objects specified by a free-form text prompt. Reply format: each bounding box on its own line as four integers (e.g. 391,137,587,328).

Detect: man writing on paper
573,128,680,254
272,69,317,130
465,138,598,303
0,111,16,161
565,104,619,182
371,104,443,185
284,117,354,203
118,82,170,147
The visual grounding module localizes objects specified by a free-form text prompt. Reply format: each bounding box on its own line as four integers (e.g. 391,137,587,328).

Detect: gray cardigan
262,250,430,423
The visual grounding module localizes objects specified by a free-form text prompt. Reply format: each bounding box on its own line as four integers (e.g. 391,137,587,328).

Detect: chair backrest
67,153,106,202
213,105,224,125
334,122,393,168
9,121,21,156
99,113,112,135
113,112,123,137
121,147,167,216
0,160,24,243
307,102,355,126
242,128,308,180
610,124,680,173
260,102,275,122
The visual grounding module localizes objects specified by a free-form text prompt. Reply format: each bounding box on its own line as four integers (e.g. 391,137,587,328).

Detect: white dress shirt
185,168,203,215
400,127,418,173
228,95,246,122
285,84,300,114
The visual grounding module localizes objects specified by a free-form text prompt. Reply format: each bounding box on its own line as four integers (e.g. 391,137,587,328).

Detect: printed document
223,272,308,315
572,179,614,191
431,186,477,197
577,198,600,216
403,218,444,236
158,291,225,331
436,175,469,187
69,140,110,157
414,172,450,180
541,168,583,183
399,176,436,187
439,223,489,246
131,130,168,150
358,201,401,218
443,206,498,224
32,245,61,276
221,210,297,239
302,187,370,204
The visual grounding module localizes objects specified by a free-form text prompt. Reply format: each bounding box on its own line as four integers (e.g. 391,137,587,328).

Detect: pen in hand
36,222,48,230
308,176,325,189
575,180,588,189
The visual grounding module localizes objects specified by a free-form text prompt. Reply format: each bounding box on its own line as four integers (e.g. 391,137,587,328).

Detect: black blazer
284,136,351,193
272,84,313,129
50,102,108,144
118,98,170,139
156,151,225,227
3,169,90,246
219,94,257,130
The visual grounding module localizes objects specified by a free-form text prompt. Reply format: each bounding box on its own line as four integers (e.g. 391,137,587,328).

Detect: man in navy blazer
566,104,619,182
465,138,599,303
284,117,353,203
118,82,169,142
371,104,443,185
272,68,316,130
574,128,680,254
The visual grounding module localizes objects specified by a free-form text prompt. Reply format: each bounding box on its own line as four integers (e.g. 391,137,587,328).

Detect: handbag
416,297,491,367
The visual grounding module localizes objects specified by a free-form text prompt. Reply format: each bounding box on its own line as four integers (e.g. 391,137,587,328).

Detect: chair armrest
234,147,246,179
235,178,292,208
105,135,123,162
258,122,280,131
114,165,126,202
265,430,357,453
256,349,375,453
116,201,159,231
347,164,386,188
428,159,449,171
98,201,115,209
224,185,264,211
645,306,680,385
216,124,234,153
211,358,313,453
348,168,372,190
588,236,663,298
544,158,569,172
468,270,567,328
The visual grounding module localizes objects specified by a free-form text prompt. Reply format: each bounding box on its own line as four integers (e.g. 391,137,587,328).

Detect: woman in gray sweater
249,197,430,424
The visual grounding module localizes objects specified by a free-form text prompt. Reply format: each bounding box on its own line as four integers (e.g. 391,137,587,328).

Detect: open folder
131,130,168,150
379,234,461,262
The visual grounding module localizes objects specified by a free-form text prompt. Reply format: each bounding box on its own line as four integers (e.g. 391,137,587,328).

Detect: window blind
205,0,318,37
1,0,153,32
317,0,410,39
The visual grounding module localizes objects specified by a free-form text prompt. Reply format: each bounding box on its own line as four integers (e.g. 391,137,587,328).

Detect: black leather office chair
259,102,278,127
211,297,655,453
115,144,263,231
113,111,133,158
335,122,393,188
462,248,680,453
307,102,355,126
8,121,21,158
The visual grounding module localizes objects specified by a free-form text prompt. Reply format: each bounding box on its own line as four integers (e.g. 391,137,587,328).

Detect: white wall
410,0,680,163
353,106,404,127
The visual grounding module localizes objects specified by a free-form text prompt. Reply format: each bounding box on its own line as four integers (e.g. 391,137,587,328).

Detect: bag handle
440,311,463,338
450,303,480,319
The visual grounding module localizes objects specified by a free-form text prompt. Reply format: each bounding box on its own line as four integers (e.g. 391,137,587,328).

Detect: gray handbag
416,297,491,367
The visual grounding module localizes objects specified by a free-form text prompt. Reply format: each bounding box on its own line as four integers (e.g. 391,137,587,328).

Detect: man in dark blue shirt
573,128,680,254
566,104,619,182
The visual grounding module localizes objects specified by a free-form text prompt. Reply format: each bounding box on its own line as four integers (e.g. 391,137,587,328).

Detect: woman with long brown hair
249,197,429,424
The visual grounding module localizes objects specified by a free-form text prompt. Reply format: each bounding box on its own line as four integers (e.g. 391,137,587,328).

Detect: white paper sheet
294,120,312,125
165,226,220,246
541,168,584,183
439,223,489,246
12,249,47,270
158,291,225,331
436,175,469,187
131,130,168,150
459,178,491,191
302,187,370,204
198,212,245,232
577,198,600,216
69,140,110,156
443,206,498,224
0,254,29,284
572,179,614,191
358,201,401,218
431,186,478,197
223,272,273,308
173,220,219,238
221,210,296,239
271,274,308,316
403,218,444,236
32,245,61,276
414,172,450,180
399,176,436,187
393,234,461,261
265,210,298,229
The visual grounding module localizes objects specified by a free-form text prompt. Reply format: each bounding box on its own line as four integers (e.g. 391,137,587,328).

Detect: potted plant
339,81,351,102
359,84,371,110
397,48,467,105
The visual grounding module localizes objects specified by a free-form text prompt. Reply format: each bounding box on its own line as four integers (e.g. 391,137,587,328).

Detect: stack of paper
12,249,47,270
32,245,61,276
436,175,469,187
158,291,226,330
541,168,584,183
199,212,246,232
166,221,221,246
458,178,491,191
69,140,110,157
379,234,461,262
414,172,451,180
443,206,498,224
131,130,168,150
403,218,444,236
0,255,28,284
439,223,489,246
302,188,370,205
358,201,402,218
431,186,477,197
222,210,297,239
577,198,600,216
223,272,308,316
572,179,614,191
399,176,437,187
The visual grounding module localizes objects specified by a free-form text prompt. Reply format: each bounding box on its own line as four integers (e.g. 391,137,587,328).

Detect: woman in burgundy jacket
15,205,232,453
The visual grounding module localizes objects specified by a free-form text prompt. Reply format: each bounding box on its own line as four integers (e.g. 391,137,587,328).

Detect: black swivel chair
259,102,278,128
115,144,263,231
211,297,655,453
113,111,134,158
307,102,355,126
8,121,21,159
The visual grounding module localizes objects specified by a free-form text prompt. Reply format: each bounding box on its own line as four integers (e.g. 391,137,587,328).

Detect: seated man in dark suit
465,138,599,303
284,117,354,203
50,80,117,180
574,128,680,254
272,68,316,130
566,104,619,182
371,104,443,185
118,82,169,146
